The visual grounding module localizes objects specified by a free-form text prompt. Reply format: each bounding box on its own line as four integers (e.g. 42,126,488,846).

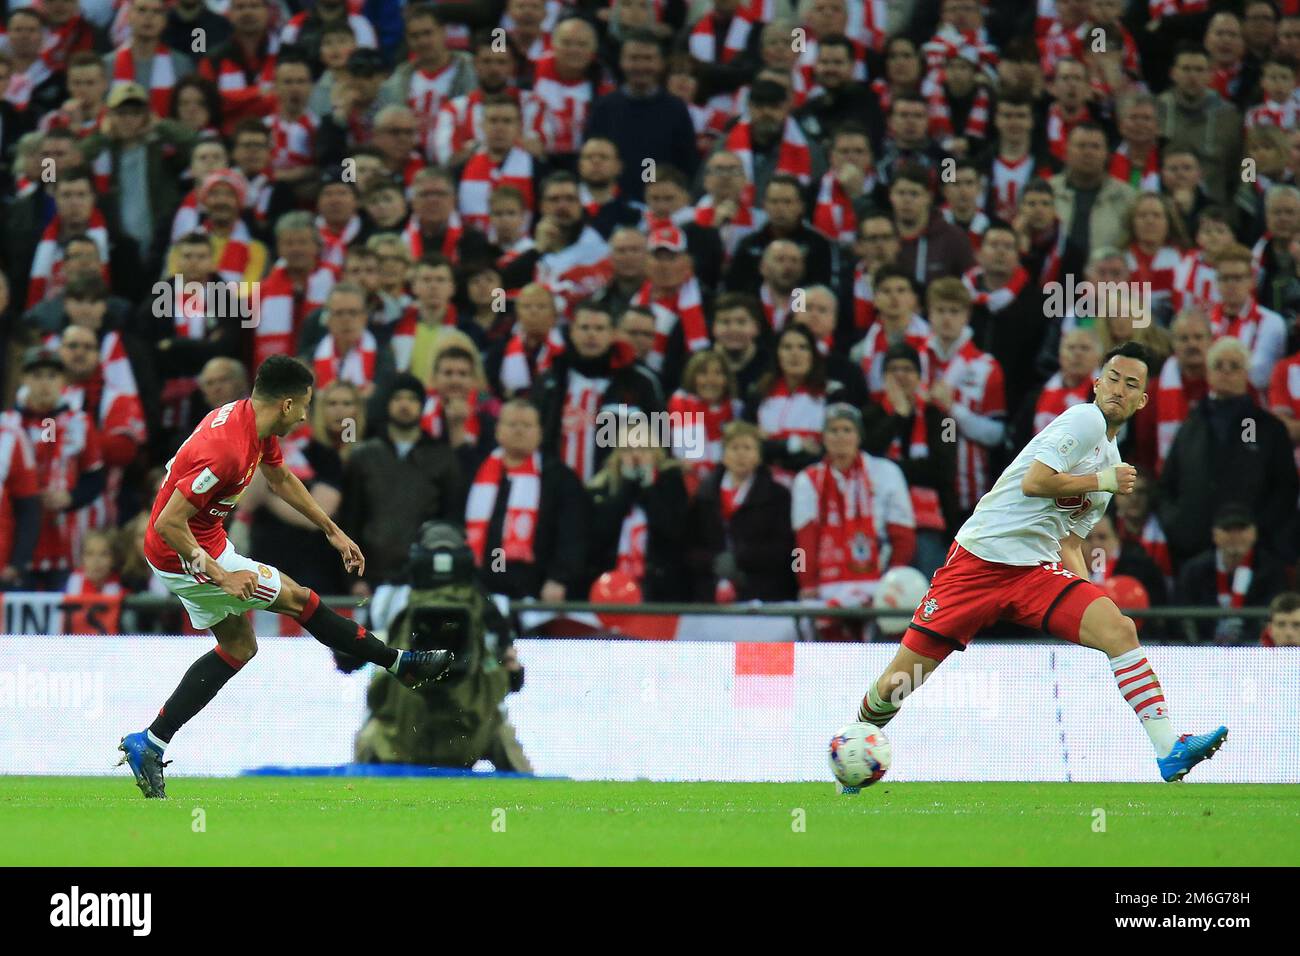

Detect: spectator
310,378,366,463
1124,192,1190,326
466,398,588,601
667,348,742,490
585,28,700,204
64,529,125,598
421,334,499,476
164,170,268,284
727,173,837,294
529,17,611,170
306,282,394,402
0,395,40,590
576,136,642,239
1159,336,1298,567
1253,184,1300,304
432,30,522,168
685,420,797,603
711,292,770,401
748,323,844,484
791,402,915,640
168,75,222,139
197,0,279,135
849,264,929,401
793,285,869,408
506,172,613,311
280,0,378,74
1113,467,1174,594
1262,592,1300,647
586,426,690,601
592,226,649,325
641,166,724,291
340,373,464,591
1155,44,1242,205
1016,327,1101,450
695,149,768,265
877,92,946,187
253,211,339,370
1209,243,1286,392
892,161,975,284
1083,512,1169,609
378,5,474,119
315,48,390,161
1175,504,1287,644
403,166,494,265
534,299,663,482
1050,123,1136,277
1160,146,1215,240
488,282,566,399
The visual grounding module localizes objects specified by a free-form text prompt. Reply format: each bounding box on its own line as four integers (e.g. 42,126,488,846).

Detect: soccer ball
872,566,930,635
828,722,892,787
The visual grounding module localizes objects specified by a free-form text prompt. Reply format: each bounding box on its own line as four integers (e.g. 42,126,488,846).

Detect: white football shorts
147,541,284,630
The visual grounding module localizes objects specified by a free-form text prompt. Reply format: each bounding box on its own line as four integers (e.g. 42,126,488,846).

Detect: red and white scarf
688,8,754,64
531,57,612,154
1210,299,1262,349
111,44,176,116
1244,98,1300,132
312,330,377,390
813,170,875,245
616,502,649,583
27,209,111,308
961,265,1028,314
942,207,990,252
1155,358,1204,471
792,452,883,588
422,390,480,443
854,314,932,399
389,302,458,373
267,111,318,172
408,58,461,157
852,263,876,333
1109,141,1161,191
1171,250,1218,313
1215,548,1253,610
693,195,762,260
989,152,1036,222
631,276,710,357
881,392,944,529
927,79,990,142
316,214,362,270
499,325,565,395
667,390,740,482
252,261,338,369
560,369,608,482
403,212,465,263
756,379,825,450
724,115,813,205
465,449,541,564
211,220,256,283
4,54,53,111
458,147,535,232
1046,103,1090,162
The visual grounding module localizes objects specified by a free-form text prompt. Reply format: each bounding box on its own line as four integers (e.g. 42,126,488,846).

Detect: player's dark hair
1270,591,1300,617
1102,341,1153,382
253,355,315,401
818,33,856,60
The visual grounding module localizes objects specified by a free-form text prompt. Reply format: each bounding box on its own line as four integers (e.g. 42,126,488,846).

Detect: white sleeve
1249,312,1287,392
791,469,817,533
949,402,1006,448
873,457,915,528
1032,405,1105,474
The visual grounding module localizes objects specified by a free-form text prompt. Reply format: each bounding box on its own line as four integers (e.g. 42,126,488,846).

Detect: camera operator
339,521,531,771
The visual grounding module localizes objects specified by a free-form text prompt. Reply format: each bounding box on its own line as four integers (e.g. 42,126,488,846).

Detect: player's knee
280,581,310,617
223,632,258,662
1105,615,1139,656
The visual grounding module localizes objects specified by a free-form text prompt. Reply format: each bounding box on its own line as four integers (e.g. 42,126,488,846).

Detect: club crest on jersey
920,596,939,621
257,564,272,579
1054,494,1093,519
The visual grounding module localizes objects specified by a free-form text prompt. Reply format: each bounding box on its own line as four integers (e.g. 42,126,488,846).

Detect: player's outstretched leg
118,613,256,798
1076,597,1227,782
858,643,943,728
269,573,453,689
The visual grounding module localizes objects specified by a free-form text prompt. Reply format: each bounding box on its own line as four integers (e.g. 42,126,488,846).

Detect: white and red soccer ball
828,722,892,787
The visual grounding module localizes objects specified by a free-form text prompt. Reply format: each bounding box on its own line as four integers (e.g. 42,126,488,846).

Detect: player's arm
153,489,257,599
1020,460,1136,498
1057,531,1090,579
260,461,365,575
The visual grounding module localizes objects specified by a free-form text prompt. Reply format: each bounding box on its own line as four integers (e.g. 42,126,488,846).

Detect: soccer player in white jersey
850,342,1227,787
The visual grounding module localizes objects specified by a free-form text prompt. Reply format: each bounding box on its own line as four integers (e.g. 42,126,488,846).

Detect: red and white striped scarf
213,47,276,103
422,390,480,443
1126,244,1181,298
211,220,255,283
172,276,211,340
41,14,99,73
1171,250,1218,313
312,330,377,390
1155,358,1202,471
403,212,465,263
961,265,1028,314
465,449,541,564
1046,103,1090,162
267,111,318,172
687,9,753,64
855,315,932,399
792,452,883,586
1250,232,1273,279
941,207,990,252
111,44,176,116
852,263,876,333
760,285,797,332
1215,548,1253,610
499,325,565,395
170,191,200,243
316,215,362,270
812,170,874,245
4,55,53,111
64,571,124,598
881,392,944,529
27,209,111,308
667,389,739,481
632,276,710,355
921,25,998,76
719,470,751,522
1032,224,1067,286
408,58,460,157
989,152,1036,222
757,378,825,444
616,503,649,583
560,369,607,482
1109,142,1161,191
531,58,612,154
458,147,535,232
252,261,338,369
724,115,813,205
1149,0,1209,17
1034,371,1094,434
850,0,890,53
927,78,990,142
1210,299,1263,349
1244,98,1300,131
693,195,762,260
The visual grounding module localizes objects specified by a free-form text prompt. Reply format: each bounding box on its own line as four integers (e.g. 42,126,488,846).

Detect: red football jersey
145,399,284,573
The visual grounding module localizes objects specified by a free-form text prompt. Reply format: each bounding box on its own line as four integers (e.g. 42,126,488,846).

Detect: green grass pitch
2,777,1297,866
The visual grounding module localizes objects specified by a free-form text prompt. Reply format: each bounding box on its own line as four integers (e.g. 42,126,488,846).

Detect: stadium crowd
1,0,1299,645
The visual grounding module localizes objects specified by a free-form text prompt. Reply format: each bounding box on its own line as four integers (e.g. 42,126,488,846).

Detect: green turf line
2,778,1297,866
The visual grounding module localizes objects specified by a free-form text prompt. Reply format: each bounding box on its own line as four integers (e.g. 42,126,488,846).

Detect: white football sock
1110,647,1177,758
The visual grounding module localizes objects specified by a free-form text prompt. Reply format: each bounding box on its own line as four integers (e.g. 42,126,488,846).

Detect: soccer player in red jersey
848,343,1227,787
117,356,451,798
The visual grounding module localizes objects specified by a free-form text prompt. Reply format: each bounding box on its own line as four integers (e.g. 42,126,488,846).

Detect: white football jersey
955,403,1119,566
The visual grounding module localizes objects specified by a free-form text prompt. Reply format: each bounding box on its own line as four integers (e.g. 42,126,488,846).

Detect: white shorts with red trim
147,541,284,630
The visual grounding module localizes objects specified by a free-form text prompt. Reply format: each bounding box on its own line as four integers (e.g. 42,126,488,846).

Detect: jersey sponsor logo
920,596,939,621
1054,494,1093,519
191,467,219,494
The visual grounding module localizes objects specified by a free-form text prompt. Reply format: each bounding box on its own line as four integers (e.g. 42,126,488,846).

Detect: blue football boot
1157,726,1228,782
116,731,169,799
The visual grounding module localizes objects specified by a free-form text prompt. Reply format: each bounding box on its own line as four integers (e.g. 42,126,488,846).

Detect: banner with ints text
0,592,122,635
0,636,1295,783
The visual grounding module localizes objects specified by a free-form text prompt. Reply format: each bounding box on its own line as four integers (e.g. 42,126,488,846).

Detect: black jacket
586,465,690,601
726,221,838,295
1174,548,1288,644
341,433,466,585
475,455,589,599
1158,396,1299,567
862,400,961,537
684,465,797,602
534,343,665,475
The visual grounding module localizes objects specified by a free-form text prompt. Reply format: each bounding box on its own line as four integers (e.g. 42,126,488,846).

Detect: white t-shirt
956,403,1119,566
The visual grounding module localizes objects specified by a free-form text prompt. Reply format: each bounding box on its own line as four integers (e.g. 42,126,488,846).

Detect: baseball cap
22,347,65,373
647,224,687,253
1213,503,1255,531
107,82,148,109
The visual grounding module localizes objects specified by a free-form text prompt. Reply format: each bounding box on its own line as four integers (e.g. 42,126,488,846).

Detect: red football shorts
902,542,1109,662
